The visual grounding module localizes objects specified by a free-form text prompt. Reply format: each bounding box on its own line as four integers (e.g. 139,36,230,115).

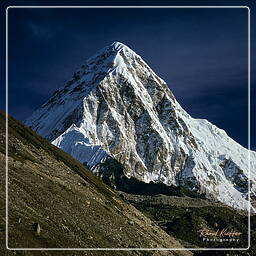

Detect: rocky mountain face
24,42,256,211
0,112,192,254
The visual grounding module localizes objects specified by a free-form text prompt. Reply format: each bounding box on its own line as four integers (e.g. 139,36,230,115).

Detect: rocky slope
0,111,192,255
24,42,256,211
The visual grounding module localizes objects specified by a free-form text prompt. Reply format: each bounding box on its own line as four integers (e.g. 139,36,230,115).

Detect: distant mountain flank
25,41,256,211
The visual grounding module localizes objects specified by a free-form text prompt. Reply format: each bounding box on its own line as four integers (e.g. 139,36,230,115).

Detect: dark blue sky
1,0,255,149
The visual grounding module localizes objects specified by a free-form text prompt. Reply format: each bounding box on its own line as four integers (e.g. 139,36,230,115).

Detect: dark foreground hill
0,112,192,256
120,193,256,256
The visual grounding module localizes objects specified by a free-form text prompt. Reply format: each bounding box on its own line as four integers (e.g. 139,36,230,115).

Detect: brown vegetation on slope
0,111,192,256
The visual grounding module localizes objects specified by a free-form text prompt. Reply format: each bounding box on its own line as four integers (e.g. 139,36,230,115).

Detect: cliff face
0,112,191,254
25,42,255,211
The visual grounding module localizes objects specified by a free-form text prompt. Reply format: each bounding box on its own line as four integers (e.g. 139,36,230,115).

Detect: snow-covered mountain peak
86,41,137,66
111,41,130,50
24,42,256,212
69,41,145,84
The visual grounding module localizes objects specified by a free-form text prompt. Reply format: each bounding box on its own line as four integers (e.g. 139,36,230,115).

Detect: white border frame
5,5,251,251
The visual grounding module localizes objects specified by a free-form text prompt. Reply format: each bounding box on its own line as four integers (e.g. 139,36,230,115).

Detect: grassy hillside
0,111,191,256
